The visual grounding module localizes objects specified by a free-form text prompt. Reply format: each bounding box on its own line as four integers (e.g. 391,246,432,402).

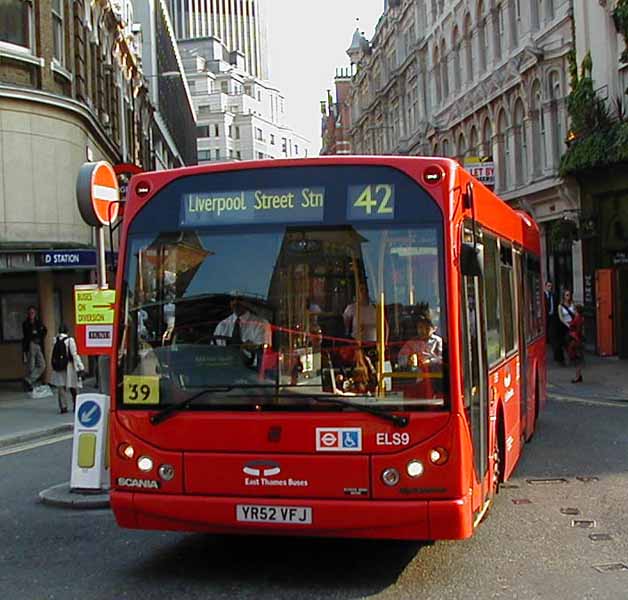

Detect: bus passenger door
514,250,528,437
461,261,490,508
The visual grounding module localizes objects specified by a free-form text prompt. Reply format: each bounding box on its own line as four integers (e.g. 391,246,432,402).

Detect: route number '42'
349,184,395,219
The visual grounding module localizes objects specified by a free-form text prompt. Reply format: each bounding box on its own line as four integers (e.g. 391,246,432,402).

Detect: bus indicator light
137,456,154,472
429,447,449,465
136,181,151,197
423,166,444,185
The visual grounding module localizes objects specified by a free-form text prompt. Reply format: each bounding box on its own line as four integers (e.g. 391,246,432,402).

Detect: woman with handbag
558,289,576,365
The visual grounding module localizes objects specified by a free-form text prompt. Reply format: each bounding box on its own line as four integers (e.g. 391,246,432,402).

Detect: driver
214,294,271,348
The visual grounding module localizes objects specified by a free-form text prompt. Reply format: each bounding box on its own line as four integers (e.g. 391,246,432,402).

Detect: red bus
111,156,546,540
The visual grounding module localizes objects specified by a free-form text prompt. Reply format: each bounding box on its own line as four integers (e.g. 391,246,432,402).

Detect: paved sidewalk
547,352,628,402
0,379,98,448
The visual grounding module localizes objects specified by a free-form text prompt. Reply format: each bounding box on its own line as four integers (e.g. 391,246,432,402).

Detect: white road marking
0,433,73,457
549,393,628,408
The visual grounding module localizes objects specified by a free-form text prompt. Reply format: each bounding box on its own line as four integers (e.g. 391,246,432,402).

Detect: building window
255,127,263,141
221,81,229,93
513,99,527,186
1,0,33,49
237,151,242,159
452,26,461,92
198,149,212,161
478,1,487,71
281,138,287,153
258,152,264,159
236,126,240,139
509,0,519,49
215,149,221,160
229,149,234,158
464,13,473,84
294,144,299,154
270,133,275,145
52,0,65,64
197,125,210,138
214,124,220,136
228,125,233,138
494,3,504,61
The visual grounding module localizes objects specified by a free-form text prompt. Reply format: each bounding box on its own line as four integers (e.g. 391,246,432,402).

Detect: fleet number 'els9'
376,432,411,446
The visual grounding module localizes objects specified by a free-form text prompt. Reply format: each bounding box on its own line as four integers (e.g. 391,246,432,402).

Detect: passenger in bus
397,316,443,369
343,284,381,343
214,295,272,348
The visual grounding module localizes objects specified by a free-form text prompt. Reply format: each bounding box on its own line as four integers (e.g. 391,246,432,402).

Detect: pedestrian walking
567,304,585,383
544,281,559,359
49,325,85,414
558,290,576,364
21,305,47,391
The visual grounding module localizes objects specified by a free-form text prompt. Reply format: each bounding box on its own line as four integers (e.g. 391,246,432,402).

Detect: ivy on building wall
614,0,628,65
560,51,628,176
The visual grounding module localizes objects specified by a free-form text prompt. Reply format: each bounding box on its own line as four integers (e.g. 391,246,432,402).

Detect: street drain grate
512,499,532,505
572,519,596,528
500,484,520,489
576,476,599,483
560,507,581,516
593,563,628,573
589,533,612,541
526,478,569,485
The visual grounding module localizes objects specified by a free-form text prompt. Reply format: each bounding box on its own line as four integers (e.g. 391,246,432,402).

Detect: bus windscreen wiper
150,385,234,425
150,387,408,428
273,393,409,428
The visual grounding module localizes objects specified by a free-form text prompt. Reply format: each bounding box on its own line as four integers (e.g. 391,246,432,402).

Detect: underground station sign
74,285,116,355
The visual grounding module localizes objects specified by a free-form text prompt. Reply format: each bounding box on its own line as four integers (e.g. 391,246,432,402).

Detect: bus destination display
180,187,325,226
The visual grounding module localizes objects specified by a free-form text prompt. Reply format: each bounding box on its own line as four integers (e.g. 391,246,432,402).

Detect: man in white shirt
214,295,271,347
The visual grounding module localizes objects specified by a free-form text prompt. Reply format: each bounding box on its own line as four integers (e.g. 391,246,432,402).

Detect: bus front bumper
110,491,473,540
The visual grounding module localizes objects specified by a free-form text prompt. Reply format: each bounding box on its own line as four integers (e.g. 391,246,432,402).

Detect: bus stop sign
77,161,120,226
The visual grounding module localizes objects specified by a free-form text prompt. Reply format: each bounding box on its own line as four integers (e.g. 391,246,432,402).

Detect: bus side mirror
461,243,483,277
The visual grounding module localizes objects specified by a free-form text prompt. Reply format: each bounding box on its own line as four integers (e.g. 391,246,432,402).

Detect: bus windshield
118,165,448,412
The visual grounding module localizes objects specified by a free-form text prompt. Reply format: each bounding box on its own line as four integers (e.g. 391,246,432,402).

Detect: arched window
452,26,461,92
530,79,545,174
434,45,442,105
496,110,509,191
433,142,440,156
477,1,487,72
470,126,479,155
431,0,437,23
440,40,449,100
481,117,492,158
513,99,527,186
549,71,563,166
457,132,467,160
442,138,450,157
464,13,473,84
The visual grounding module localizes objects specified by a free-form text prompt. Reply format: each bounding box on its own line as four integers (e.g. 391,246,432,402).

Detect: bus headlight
158,464,175,481
407,459,424,478
137,456,154,472
381,467,400,486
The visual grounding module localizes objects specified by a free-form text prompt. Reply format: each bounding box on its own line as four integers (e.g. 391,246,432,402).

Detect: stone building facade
0,0,152,380
320,67,354,156
346,0,579,300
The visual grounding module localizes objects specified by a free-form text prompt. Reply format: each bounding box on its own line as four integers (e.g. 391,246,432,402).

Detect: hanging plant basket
550,219,579,248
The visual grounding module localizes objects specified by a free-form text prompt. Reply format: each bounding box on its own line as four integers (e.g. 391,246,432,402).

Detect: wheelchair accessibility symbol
316,428,362,451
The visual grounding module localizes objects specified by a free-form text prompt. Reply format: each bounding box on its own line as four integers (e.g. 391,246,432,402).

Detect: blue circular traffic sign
78,400,102,428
